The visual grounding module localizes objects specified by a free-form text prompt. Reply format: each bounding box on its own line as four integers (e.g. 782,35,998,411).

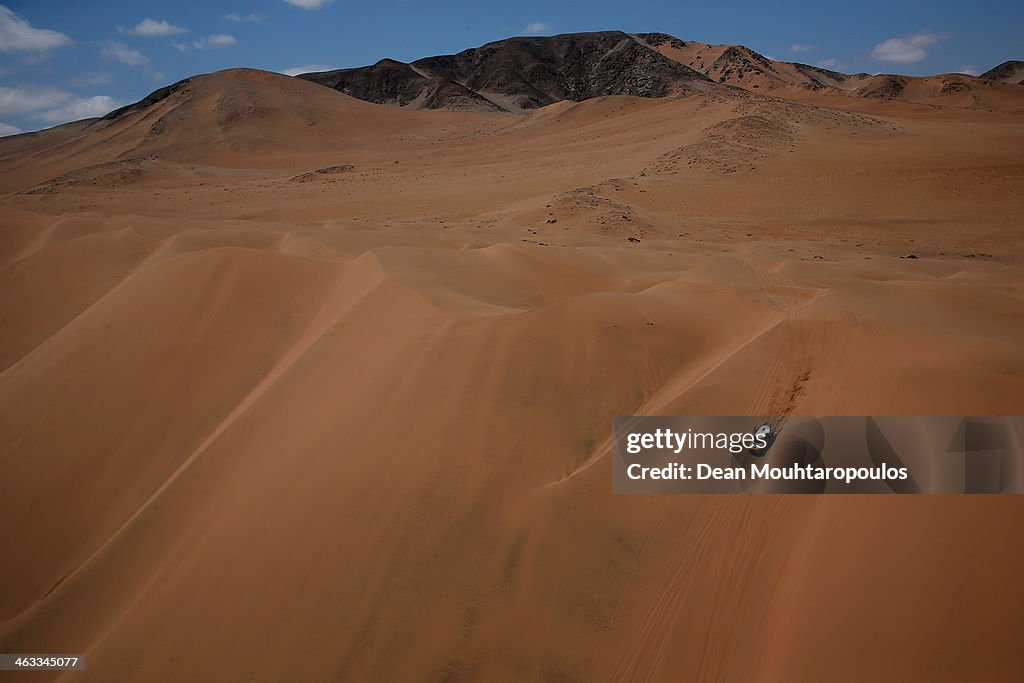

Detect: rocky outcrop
299,31,719,112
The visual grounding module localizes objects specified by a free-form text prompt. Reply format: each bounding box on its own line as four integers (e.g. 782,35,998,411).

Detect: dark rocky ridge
299,31,720,112
791,63,861,86
708,46,781,85
860,75,908,100
636,33,688,50
980,60,1024,85
297,58,504,112
101,78,192,121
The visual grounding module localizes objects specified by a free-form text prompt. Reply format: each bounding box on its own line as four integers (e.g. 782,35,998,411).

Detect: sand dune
1,68,1023,681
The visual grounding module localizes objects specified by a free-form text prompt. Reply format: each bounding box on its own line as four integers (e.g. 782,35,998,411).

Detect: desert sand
1,67,1023,681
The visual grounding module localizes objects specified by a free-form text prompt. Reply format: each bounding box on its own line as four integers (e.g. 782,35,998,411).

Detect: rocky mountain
980,60,1024,85
294,58,505,112
299,31,1021,113
298,31,721,113
636,32,873,92
627,33,1023,109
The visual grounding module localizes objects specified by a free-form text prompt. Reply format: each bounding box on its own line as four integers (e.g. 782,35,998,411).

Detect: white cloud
789,43,814,52
870,30,949,63
524,22,550,35
956,64,980,76
0,121,23,136
226,13,266,22
119,18,186,37
37,95,126,123
192,34,237,49
816,58,841,69
279,64,334,76
284,0,333,9
0,5,72,52
102,41,149,66
0,86,70,115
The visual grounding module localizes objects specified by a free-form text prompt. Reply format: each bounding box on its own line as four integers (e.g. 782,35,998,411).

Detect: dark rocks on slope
634,32,688,50
302,59,426,107
859,75,908,100
102,78,191,121
979,60,1024,85
299,31,719,112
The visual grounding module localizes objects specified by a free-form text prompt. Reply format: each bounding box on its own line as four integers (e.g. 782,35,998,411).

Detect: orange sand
1,69,1023,681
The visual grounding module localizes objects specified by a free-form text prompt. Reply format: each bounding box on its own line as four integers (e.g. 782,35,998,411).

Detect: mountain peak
980,60,1024,85
300,31,720,113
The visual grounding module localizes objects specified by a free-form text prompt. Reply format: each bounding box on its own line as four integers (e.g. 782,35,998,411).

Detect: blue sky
1,0,1021,135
